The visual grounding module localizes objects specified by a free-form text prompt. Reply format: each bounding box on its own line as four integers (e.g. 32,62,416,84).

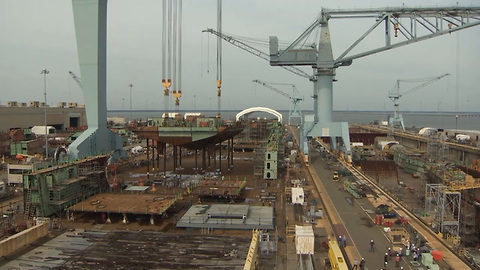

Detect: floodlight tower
269,7,480,162
41,68,49,159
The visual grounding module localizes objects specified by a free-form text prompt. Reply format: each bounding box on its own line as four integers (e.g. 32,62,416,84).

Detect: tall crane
202,28,314,81
388,73,450,131
268,7,480,163
68,71,82,88
252,80,303,125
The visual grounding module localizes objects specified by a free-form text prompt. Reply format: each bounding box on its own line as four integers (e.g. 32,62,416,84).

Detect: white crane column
69,0,124,159
304,22,351,156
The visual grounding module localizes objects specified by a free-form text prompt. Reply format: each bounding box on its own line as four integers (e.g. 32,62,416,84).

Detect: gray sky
1,0,479,112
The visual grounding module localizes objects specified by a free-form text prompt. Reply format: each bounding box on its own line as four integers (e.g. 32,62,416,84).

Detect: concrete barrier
0,222,49,257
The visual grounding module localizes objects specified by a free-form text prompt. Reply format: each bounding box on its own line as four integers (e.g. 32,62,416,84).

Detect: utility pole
41,68,49,159
129,83,133,122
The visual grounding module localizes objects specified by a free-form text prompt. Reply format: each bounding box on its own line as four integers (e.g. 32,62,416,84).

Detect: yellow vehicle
333,171,339,181
327,240,348,270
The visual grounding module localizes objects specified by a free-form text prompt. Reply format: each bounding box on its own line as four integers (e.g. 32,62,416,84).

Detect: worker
353,258,358,270
395,254,401,267
359,258,366,270
369,239,375,252
343,235,347,247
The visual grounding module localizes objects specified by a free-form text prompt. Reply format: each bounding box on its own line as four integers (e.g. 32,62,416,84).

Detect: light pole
129,83,133,122
41,68,49,159
455,114,458,132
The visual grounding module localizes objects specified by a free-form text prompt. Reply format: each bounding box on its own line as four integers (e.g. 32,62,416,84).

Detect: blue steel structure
269,7,480,162
69,0,124,159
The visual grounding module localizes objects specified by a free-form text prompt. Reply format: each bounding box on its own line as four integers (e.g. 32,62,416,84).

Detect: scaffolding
426,132,449,161
24,155,109,219
451,176,480,245
425,184,461,236
253,146,265,177
460,197,478,246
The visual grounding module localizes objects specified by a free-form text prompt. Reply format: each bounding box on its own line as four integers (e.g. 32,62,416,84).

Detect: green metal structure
24,155,109,218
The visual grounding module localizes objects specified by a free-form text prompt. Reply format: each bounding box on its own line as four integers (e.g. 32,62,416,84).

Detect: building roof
1,230,251,270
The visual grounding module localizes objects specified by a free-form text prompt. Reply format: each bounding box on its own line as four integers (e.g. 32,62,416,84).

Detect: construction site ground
2,131,479,269
0,147,330,269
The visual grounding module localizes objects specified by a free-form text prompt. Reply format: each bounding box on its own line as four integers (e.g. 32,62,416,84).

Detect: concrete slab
177,204,274,230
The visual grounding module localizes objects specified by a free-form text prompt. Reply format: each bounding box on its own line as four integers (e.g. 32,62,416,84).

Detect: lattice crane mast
252,79,303,125
388,73,450,130
202,28,314,81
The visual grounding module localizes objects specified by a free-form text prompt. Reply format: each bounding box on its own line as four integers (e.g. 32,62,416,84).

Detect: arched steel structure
236,107,282,122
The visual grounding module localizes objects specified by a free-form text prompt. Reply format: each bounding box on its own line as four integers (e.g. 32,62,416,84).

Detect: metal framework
269,6,480,161
388,74,449,131
202,28,313,80
426,132,449,161
425,183,461,236
252,80,303,125
236,107,283,122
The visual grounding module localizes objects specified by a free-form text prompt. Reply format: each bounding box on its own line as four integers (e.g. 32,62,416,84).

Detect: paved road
309,148,414,270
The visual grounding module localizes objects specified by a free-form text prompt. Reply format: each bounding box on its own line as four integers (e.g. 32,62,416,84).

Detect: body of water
108,110,480,132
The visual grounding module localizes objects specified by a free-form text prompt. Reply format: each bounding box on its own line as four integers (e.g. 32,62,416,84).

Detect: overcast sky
1,0,479,113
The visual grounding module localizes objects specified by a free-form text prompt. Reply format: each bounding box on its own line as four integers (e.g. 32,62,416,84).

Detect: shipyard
1,1,480,270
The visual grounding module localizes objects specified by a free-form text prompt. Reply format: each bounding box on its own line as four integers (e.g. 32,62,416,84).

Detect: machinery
206,7,480,163
388,73,450,131
252,80,303,125
268,7,480,162
202,28,312,80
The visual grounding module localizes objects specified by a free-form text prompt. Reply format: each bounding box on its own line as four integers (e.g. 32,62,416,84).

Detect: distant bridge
236,107,282,122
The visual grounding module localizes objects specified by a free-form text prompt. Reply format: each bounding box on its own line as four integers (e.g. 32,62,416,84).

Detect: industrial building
0,103,87,133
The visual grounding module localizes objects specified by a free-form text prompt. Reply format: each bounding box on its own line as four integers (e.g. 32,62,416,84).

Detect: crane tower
252,80,303,125
388,73,450,131
70,0,124,159
269,7,480,162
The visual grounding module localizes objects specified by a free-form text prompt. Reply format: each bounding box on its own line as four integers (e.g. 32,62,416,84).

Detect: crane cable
216,0,222,117
172,0,177,108
178,0,182,103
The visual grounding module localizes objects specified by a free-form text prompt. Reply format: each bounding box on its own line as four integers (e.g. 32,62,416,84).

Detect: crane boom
202,28,313,80
393,73,450,98
252,79,292,100
252,79,303,125
388,73,450,131
68,71,83,88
